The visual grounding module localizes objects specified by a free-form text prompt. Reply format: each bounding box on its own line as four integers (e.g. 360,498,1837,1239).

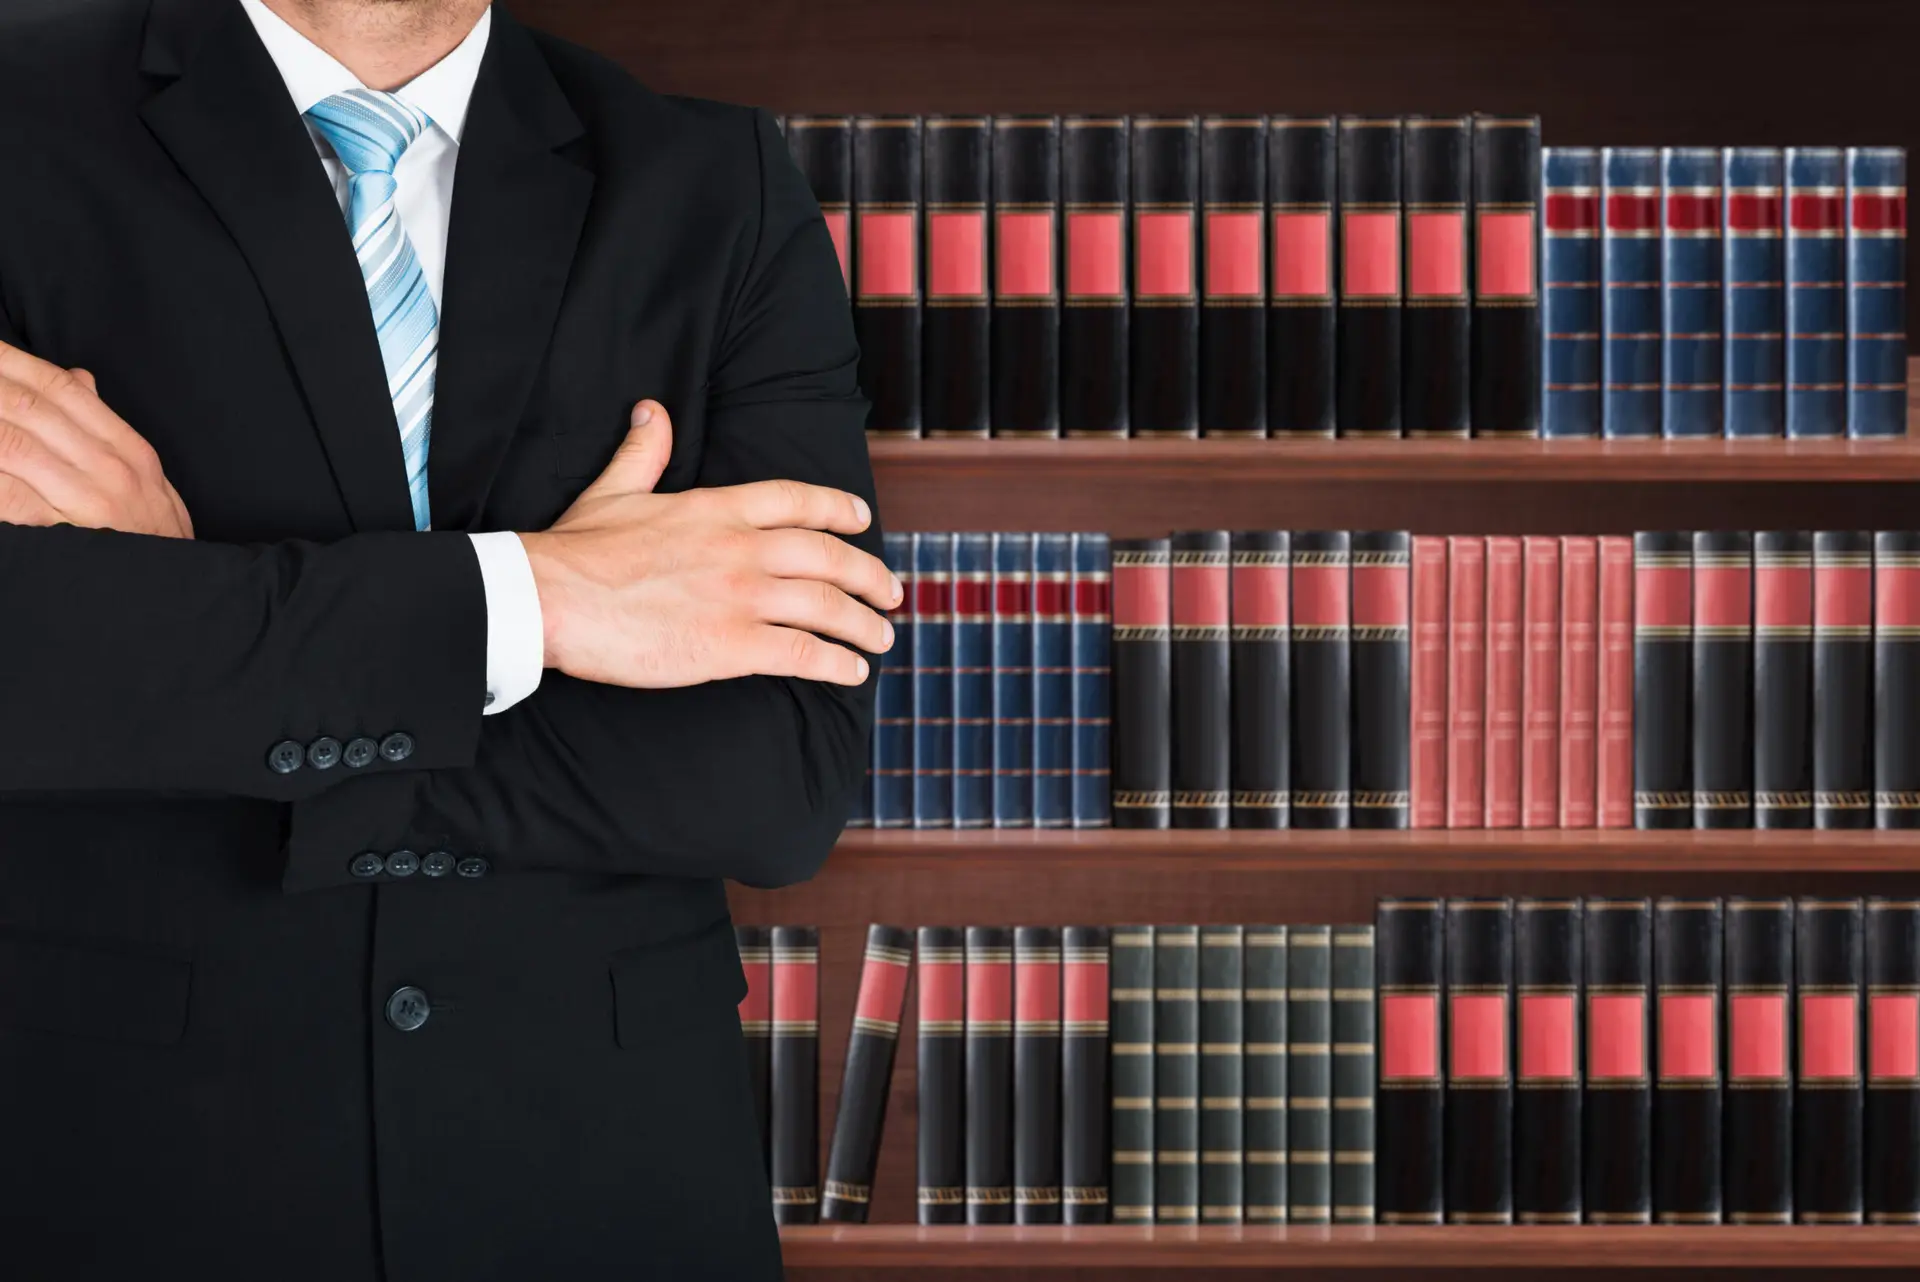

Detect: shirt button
421,850,456,878
343,737,379,769
385,986,431,1032
455,855,491,880
379,732,415,763
306,736,342,770
384,849,420,878
349,852,386,879
267,740,305,775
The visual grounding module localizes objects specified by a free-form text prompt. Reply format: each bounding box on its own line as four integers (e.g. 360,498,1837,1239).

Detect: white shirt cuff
468,531,545,715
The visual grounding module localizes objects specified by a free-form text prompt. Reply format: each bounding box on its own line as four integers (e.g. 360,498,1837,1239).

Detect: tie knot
305,89,432,176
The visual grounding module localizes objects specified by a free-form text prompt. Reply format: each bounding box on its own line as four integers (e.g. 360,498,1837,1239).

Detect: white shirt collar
236,0,493,145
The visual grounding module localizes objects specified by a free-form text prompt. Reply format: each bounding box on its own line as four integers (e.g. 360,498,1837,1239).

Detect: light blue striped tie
306,89,438,531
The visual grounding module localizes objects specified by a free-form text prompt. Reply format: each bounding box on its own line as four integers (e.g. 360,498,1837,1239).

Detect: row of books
774,115,1908,440
1547,146,1907,440
740,897,1920,1226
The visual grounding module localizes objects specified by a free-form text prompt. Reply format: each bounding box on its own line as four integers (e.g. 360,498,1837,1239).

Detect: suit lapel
430,8,594,531
138,0,416,533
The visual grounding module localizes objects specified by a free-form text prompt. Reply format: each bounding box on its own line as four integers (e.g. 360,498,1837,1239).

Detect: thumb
588,400,674,496
69,368,98,394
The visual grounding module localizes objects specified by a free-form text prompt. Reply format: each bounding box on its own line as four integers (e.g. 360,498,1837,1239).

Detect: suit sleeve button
268,740,306,774
307,736,342,769
379,732,415,763
455,855,490,879
421,851,456,878
350,852,386,878
384,849,420,877
343,737,379,769
385,986,431,1032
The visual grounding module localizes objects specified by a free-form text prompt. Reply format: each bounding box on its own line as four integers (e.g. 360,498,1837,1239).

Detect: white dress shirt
239,0,543,716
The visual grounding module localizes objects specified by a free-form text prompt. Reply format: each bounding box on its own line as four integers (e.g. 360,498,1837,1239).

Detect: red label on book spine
1066,211,1125,298
954,576,992,618
773,962,817,1023
1204,210,1263,298
1852,192,1906,233
1034,576,1072,620
1757,562,1813,631
1447,537,1487,828
1588,992,1646,1080
1016,959,1062,1025
1816,564,1872,630
822,209,851,288
1664,192,1721,235
1172,559,1229,627
1730,992,1788,1080
1407,211,1465,298
995,577,1033,617
858,210,917,298
996,210,1055,298
1380,993,1439,1081
1635,561,1690,632
1559,537,1599,829
1790,193,1844,233
1545,192,1599,234
1342,211,1399,298
928,211,986,299
1351,558,1410,629
1519,993,1577,1080
1606,192,1659,233
1292,562,1349,629
1876,559,1920,630
855,954,912,1024
967,960,1013,1024
1112,563,1169,630
1410,537,1448,828
1726,193,1782,235
1695,563,1752,631
1801,993,1859,1080
1659,993,1718,1080
1230,564,1287,627
1450,993,1508,1080
919,959,964,1026
1485,536,1524,828
1063,956,1108,1024
914,577,953,620
1871,993,1920,1081
1072,576,1110,620
1272,211,1331,298
1596,537,1636,828
1520,537,1561,829
739,959,771,1025
1135,211,1195,298
1477,210,1536,298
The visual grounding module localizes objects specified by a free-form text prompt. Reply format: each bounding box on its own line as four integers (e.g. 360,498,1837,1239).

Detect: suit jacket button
267,740,305,774
421,851,456,878
379,732,415,763
350,852,386,879
385,986,431,1032
307,736,342,769
343,737,379,769
384,849,420,877
455,855,491,879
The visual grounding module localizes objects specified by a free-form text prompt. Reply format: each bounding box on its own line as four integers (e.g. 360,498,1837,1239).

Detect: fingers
757,576,894,656
586,400,674,497
69,369,98,394
0,409,108,521
757,527,902,610
742,625,872,686
0,472,63,527
728,477,872,535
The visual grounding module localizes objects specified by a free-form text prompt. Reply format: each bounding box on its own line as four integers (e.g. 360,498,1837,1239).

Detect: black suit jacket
0,1,874,1276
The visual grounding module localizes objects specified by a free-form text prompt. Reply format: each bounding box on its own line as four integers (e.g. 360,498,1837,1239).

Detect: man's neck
259,0,486,90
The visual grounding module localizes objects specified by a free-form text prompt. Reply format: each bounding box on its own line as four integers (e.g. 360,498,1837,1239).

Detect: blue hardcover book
953,533,994,828
991,532,1034,828
1543,146,1602,437
1601,147,1662,438
1785,147,1848,438
1661,147,1724,437
913,532,955,828
1723,147,1787,438
874,531,916,828
1847,147,1907,437
1072,532,1114,828
1034,532,1075,828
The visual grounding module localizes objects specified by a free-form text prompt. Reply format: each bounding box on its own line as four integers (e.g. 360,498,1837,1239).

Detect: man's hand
0,341,194,539
521,400,900,689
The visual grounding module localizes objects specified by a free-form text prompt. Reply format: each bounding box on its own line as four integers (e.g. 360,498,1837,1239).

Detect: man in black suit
0,0,889,1276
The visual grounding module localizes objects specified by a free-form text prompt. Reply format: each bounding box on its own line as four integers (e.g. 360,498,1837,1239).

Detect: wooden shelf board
779,1223,1920,1269
831,827,1920,872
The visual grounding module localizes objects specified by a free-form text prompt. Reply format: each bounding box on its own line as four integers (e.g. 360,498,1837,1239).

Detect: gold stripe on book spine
824,1180,870,1201
918,1187,965,1205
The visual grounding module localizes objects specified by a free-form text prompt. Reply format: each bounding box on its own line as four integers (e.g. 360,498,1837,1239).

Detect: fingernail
890,574,904,603
633,404,654,426
852,497,871,526
881,620,895,648
855,656,870,681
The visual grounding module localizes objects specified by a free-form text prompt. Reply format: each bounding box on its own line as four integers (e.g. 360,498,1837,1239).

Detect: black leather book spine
1867,898,1920,1222
1332,924,1377,1224
1243,926,1288,1221
1200,116,1267,437
1109,926,1155,1222
770,925,820,1224
1653,899,1723,1223
1268,117,1337,437
1513,898,1583,1224
916,926,967,1224
1470,114,1544,438
1062,926,1112,1223
1795,897,1864,1223
1014,926,1064,1223
1725,898,1794,1224
1815,531,1875,828
1445,898,1514,1223
1876,533,1920,827
1112,538,1172,828
966,925,1016,1224
922,116,990,438
1633,532,1693,829
991,116,1062,438
1336,116,1403,437
1755,533,1815,829
1199,926,1245,1222
1287,924,1332,1224
1693,532,1754,829
1351,531,1412,829
1231,531,1290,827
822,925,915,1223
1583,898,1652,1224
736,926,773,1179
853,116,922,436
1131,116,1201,438
1155,925,1201,1224
1402,116,1471,439
1377,898,1444,1224
1062,116,1130,437
1291,531,1352,829
1171,531,1231,828
784,116,853,296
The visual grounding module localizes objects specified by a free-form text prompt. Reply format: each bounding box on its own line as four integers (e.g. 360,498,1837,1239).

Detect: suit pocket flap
609,916,748,1048
0,929,192,1047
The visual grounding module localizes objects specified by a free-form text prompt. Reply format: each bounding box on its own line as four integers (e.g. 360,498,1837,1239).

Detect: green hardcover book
1244,925,1289,1221
1109,926,1156,1222
1155,925,1201,1223
1199,926,1245,1222
1332,924,1377,1223
1289,924,1334,1223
